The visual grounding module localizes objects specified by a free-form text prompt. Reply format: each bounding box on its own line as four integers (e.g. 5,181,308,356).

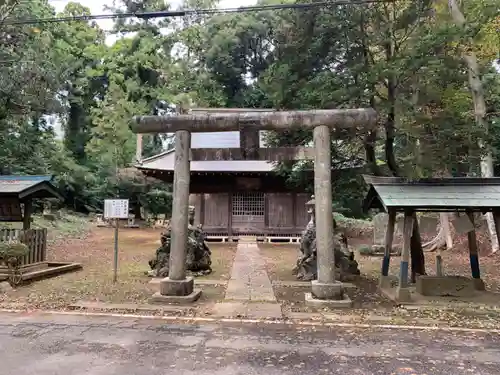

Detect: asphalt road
0,312,498,375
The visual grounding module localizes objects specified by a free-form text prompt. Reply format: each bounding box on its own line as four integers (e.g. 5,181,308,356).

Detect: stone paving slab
224,243,277,302
246,302,282,319
225,281,250,301
211,302,282,319
211,302,247,318
215,241,282,318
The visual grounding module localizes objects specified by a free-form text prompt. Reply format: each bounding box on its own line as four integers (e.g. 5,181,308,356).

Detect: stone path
212,240,282,319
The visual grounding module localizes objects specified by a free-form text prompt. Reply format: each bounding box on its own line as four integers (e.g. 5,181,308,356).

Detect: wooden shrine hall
135,108,361,242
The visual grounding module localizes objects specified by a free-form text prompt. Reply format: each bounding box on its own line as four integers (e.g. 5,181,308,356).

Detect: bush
358,245,374,256
0,241,29,262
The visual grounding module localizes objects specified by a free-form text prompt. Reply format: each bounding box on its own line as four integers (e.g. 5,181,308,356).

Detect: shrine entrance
131,107,378,304
231,192,265,234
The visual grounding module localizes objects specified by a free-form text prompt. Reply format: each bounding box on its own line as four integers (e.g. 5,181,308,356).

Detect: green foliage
358,245,374,256
141,189,173,217
0,241,29,261
0,0,499,219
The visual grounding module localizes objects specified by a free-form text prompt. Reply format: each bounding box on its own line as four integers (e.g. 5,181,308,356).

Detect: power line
5,0,396,26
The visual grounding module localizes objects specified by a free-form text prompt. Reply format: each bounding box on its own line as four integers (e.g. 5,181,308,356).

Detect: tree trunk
385,75,400,177
134,201,142,219
423,212,453,252
410,212,426,282
448,0,498,254
365,129,382,176
382,13,425,276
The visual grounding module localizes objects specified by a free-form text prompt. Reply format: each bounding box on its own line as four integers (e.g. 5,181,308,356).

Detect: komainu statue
292,196,360,281
148,206,212,277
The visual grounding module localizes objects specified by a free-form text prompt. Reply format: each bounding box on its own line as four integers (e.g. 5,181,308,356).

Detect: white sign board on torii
104,199,129,219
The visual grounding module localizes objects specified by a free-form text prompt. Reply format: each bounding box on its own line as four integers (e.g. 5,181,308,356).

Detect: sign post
104,199,129,283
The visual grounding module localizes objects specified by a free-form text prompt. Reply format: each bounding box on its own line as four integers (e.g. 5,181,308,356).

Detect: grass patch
0,210,91,243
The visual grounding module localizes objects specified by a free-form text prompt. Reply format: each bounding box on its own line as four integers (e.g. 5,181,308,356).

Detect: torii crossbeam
131,108,378,305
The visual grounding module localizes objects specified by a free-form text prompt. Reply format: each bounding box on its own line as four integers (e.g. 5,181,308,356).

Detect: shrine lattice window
232,193,265,217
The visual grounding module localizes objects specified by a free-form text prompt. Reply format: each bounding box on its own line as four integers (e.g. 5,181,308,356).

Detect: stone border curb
1,308,499,334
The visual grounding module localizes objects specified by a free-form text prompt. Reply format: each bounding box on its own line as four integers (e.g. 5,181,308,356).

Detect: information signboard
104,199,129,219
103,199,129,283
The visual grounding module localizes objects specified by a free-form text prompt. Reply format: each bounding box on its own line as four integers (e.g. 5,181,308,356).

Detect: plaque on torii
130,107,378,304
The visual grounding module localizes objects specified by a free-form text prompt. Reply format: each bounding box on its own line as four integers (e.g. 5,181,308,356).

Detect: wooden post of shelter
396,210,413,302
380,209,396,289
23,199,33,230
466,210,485,291
131,108,378,303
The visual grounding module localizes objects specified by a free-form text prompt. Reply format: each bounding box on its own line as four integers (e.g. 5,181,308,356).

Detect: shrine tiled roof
0,175,61,200
363,175,500,213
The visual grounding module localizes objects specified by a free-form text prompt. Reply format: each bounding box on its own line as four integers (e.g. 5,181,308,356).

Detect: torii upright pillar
131,108,378,305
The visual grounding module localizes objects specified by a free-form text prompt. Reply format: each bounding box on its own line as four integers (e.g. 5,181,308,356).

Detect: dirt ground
260,241,393,313
0,227,236,311
260,235,500,319
3,223,500,327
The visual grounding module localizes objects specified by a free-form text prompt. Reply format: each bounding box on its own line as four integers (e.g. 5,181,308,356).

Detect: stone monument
148,206,212,277
293,196,360,282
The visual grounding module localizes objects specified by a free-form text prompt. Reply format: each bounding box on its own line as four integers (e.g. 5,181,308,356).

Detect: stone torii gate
130,108,378,305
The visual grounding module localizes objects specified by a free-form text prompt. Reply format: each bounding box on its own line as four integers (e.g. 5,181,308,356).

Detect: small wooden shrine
0,175,81,282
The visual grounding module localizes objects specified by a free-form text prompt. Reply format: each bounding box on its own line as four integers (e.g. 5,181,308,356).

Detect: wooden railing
0,228,47,265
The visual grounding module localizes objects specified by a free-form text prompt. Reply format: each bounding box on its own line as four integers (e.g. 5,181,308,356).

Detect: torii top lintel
130,108,378,134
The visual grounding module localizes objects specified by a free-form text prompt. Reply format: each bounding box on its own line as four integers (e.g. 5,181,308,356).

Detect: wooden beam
189,147,315,161
466,211,481,280
200,194,205,227
131,108,378,134
381,209,396,277
228,193,233,238
23,199,32,230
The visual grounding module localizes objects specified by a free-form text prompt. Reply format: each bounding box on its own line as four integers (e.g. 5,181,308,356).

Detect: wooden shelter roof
0,175,62,200
362,175,500,213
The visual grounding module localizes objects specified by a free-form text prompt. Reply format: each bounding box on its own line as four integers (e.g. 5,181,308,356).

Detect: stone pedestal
379,275,393,289
395,286,411,303
150,276,201,304
473,278,485,291
305,280,353,308
311,280,343,299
